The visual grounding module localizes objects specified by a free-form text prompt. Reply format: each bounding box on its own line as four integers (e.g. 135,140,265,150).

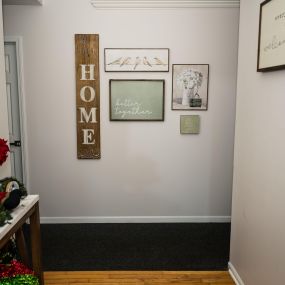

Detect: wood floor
44,271,235,285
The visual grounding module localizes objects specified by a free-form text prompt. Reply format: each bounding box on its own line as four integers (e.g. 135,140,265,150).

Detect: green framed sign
180,115,200,134
109,79,165,121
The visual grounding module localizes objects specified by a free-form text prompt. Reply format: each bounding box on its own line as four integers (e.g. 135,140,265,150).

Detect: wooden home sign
75,34,100,159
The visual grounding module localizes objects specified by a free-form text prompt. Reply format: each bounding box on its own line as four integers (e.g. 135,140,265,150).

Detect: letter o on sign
80,86,96,102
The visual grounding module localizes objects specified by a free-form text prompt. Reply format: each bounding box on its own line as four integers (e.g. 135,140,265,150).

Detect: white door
4,42,24,183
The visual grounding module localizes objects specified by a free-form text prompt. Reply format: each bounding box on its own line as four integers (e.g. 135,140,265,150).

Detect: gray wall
3,0,239,221
230,0,285,284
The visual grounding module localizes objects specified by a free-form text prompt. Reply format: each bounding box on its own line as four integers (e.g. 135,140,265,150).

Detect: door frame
4,36,29,191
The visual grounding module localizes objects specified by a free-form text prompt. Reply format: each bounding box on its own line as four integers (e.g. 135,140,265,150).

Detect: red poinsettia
0,259,34,278
0,138,10,166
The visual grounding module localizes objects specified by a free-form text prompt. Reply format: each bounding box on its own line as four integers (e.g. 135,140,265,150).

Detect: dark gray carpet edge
38,223,231,271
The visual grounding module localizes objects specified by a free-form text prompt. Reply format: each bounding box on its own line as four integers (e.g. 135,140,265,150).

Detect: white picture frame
104,48,169,72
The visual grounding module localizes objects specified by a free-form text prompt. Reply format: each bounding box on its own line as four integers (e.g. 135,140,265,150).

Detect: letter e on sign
75,34,100,159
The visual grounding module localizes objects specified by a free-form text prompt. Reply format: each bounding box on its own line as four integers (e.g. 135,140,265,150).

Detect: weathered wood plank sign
75,34,100,159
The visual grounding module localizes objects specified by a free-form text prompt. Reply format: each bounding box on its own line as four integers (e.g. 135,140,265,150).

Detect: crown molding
90,0,240,9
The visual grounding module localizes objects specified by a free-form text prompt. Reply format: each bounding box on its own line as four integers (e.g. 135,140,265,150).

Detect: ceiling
2,0,43,5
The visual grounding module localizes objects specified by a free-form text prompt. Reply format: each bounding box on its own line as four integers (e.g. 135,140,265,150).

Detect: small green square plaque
180,115,200,134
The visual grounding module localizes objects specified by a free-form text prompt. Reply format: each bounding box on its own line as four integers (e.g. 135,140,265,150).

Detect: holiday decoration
0,207,12,227
0,230,40,284
0,275,39,285
0,139,9,166
0,240,17,265
0,260,33,278
0,178,27,226
0,260,39,285
0,181,39,285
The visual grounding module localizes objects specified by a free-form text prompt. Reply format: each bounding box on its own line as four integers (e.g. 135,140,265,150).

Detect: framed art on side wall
172,64,209,110
257,0,285,72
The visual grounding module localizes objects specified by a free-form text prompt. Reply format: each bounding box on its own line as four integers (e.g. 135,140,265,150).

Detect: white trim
4,36,30,192
90,0,240,9
40,216,231,224
3,0,43,5
228,262,245,285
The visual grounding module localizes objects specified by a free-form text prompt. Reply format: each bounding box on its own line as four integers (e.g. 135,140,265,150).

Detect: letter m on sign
75,34,101,159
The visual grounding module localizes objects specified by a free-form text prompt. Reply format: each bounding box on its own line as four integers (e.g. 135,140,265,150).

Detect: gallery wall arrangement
75,35,210,159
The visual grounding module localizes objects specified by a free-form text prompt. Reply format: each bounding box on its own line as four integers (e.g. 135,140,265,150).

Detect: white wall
230,0,285,284
3,0,239,221
0,0,11,178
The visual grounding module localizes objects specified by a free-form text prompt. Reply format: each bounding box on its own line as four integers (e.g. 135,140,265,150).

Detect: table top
0,195,39,240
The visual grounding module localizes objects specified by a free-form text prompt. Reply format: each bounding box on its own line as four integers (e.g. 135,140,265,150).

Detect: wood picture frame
257,0,285,72
172,64,209,111
104,48,169,72
109,79,165,121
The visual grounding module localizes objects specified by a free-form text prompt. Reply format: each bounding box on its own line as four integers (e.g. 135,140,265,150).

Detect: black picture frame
109,79,165,121
257,0,285,72
172,64,209,111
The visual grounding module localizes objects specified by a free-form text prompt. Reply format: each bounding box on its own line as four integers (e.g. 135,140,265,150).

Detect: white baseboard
40,215,231,224
228,262,245,285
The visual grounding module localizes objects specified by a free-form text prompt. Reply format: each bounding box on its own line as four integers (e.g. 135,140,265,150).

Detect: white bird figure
134,56,141,70
143,56,152,67
153,57,167,66
120,57,131,67
107,57,122,65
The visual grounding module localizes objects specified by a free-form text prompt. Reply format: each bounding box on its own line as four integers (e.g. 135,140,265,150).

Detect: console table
0,195,44,285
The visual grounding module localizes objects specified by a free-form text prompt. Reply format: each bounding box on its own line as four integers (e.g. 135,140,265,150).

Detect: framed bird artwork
104,48,169,72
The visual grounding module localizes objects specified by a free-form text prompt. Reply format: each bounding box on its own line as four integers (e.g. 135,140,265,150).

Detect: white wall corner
228,262,245,285
90,0,240,9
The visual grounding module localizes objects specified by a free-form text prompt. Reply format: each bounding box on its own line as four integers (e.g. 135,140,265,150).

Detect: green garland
0,205,12,227
0,177,27,197
0,275,39,285
0,239,17,264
